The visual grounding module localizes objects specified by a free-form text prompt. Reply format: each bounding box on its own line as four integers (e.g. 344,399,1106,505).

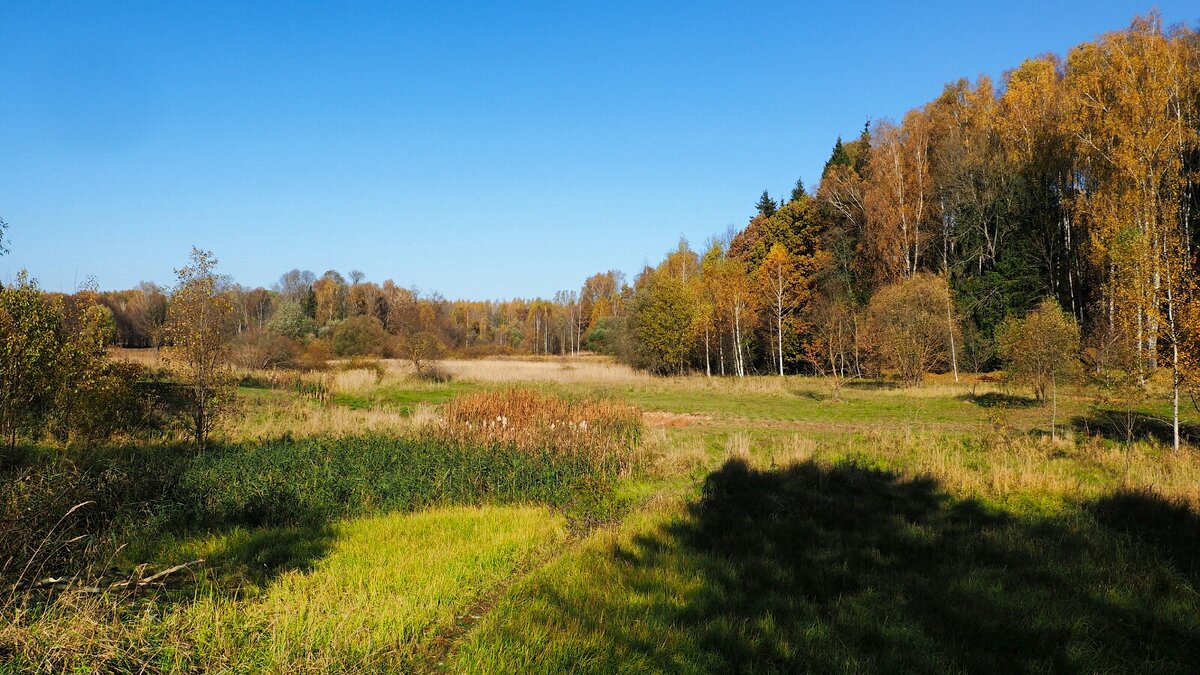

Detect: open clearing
5,355,1200,673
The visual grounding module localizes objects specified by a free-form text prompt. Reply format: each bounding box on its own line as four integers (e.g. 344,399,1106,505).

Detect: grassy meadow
4,353,1200,673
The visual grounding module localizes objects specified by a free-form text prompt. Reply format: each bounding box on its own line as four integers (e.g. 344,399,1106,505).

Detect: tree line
613,14,1200,448
2,13,1198,451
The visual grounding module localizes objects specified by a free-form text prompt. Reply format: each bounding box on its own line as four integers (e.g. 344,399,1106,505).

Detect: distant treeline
83,15,1196,382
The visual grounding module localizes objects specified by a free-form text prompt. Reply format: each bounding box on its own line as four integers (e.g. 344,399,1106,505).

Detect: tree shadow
960,392,1039,408
1089,489,1200,580
1,439,341,600
176,523,339,593
1072,409,1200,445
522,459,1200,673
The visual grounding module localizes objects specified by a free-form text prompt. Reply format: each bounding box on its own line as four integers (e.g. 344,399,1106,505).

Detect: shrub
330,316,388,357
416,363,452,383
998,297,1082,403
296,339,333,371
0,445,189,585
866,274,958,384
50,361,182,444
583,316,627,356
266,300,317,340
232,331,299,370
1,274,90,456
394,330,446,377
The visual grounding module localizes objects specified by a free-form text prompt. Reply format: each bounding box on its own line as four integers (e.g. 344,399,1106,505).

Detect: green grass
547,375,1196,435
3,506,565,673
451,457,1200,674
176,434,623,528
7,367,1200,673
331,380,481,412
174,506,565,672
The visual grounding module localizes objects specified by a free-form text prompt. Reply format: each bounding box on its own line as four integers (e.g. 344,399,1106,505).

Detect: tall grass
440,389,643,475
756,429,1200,510
439,357,651,384
0,446,188,587
2,507,565,673
176,433,623,528
224,398,421,440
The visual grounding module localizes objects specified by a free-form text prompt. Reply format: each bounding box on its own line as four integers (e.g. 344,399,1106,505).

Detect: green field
4,360,1200,673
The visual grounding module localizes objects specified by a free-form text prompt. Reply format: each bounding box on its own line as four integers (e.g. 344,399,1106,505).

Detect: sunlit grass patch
2,506,565,673
331,379,479,412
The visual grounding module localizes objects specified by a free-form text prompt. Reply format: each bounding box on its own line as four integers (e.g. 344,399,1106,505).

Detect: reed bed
439,389,643,475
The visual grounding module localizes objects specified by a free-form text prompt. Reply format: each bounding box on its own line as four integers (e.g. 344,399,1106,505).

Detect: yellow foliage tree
167,248,235,451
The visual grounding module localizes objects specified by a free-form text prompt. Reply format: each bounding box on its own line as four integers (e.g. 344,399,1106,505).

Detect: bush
998,298,1081,403
866,274,958,384
50,361,183,444
266,300,317,340
582,316,626,356
330,316,388,357
415,363,453,383
232,331,298,370
296,339,333,371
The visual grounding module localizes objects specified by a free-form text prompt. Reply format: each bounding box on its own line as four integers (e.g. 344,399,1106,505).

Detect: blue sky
1,2,1195,297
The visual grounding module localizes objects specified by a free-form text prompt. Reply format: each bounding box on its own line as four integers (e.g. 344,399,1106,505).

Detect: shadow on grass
1090,489,1200,580
0,440,343,597
183,524,339,591
529,459,1200,673
1072,408,1200,445
960,391,1039,408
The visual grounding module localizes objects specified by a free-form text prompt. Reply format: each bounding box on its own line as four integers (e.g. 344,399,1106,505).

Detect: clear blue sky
2,2,1195,297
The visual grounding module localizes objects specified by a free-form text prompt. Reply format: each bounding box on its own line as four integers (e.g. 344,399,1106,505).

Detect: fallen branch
8,559,205,595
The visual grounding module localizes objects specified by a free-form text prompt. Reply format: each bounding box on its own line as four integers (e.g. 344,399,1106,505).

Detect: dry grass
435,357,651,384
735,429,1200,509
327,367,387,394
107,347,171,368
724,432,752,461
439,389,643,473
641,428,709,479
223,399,426,441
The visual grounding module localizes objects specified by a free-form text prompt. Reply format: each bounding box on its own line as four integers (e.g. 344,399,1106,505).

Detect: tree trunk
733,309,739,377
1167,278,1181,452
945,277,959,383
719,336,726,377
705,327,712,377
777,305,784,376
1051,373,1057,441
